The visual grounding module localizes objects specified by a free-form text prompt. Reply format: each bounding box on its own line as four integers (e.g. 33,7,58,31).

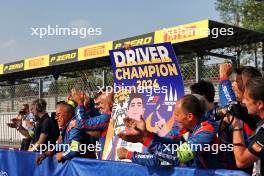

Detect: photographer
231,77,264,176
7,104,34,150
219,63,261,131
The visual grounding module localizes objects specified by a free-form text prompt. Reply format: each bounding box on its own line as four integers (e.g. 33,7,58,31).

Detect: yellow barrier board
24,55,49,70
0,64,3,74
154,19,209,44
78,41,113,61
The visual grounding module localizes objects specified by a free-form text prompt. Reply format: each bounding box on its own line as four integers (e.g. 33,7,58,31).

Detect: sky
0,0,220,64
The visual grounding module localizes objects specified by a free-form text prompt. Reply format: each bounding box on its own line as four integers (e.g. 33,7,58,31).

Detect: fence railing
0,113,21,146
0,60,225,147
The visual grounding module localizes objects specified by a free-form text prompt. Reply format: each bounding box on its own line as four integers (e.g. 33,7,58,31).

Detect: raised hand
71,88,85,105
6,122,18,128
220,63,232,78
117,147,128,160
118,116,147,143
56,152,64,162
36,153,46,165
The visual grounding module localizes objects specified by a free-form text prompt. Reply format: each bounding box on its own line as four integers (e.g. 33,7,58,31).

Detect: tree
215,0,244,26
242,0,264,32
215,0,264,68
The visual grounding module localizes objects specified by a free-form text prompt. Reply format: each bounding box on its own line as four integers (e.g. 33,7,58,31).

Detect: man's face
243,89,259,115
31,104,38,116
127,98,145,120
173,101,194,129
95,93,112,114
55,106,71,129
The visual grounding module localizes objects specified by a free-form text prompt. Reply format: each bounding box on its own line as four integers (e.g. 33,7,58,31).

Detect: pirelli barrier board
50,49,78,66
0,19,209,75
3,61,24,74
0,64,3,75
24,55,50,70
154,19,209,44
78,42,113,61
113,32,155,49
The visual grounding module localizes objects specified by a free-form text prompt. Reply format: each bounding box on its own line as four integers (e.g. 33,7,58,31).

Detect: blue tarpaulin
0,149,249,176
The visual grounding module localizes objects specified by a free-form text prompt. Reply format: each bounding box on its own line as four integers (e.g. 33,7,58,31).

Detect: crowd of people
6,63,264,175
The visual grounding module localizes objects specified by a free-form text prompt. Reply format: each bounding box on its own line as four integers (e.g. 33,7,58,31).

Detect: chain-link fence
0,60,223,112
0,59,225,147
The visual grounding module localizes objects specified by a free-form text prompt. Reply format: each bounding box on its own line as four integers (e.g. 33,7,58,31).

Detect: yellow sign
0,64,3,74
78,41,113,61
24,55,49,70
154,19,209,44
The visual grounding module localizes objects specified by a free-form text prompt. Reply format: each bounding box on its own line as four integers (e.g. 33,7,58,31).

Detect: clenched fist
117,147,128,160
220,63,232,78
56,152,64,162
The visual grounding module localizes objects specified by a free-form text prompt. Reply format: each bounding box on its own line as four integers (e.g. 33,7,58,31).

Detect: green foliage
215,0,244,25
242,0,264,31
216,0,264,31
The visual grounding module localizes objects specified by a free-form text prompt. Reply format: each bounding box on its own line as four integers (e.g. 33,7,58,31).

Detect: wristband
126,151,133,160
142,132,154,147
233,143,244,146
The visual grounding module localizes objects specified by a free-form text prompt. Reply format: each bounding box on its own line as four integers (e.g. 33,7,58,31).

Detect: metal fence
0,60,222,112
0,113,21,146
0,59,224,146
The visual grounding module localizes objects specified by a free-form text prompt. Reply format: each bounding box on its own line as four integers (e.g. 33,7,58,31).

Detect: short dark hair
242,66,262,79
56,101,66,105
56,102,74,115
190,80,215,103
32,98,47,112
128,93,144,107
180,94,203,117
245,77,264,102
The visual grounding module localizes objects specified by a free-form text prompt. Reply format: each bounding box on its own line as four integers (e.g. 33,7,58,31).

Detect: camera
212,101,248,121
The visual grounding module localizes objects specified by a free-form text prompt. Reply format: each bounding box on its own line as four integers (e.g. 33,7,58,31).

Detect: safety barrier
0,149,249,176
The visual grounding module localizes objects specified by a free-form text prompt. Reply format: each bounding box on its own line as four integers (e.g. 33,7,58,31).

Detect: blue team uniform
74,104,110,159
133,115,235,169
53,118,96,161
127,127,188,166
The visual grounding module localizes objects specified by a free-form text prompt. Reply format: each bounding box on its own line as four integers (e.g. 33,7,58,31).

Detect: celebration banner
103,42,184,161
